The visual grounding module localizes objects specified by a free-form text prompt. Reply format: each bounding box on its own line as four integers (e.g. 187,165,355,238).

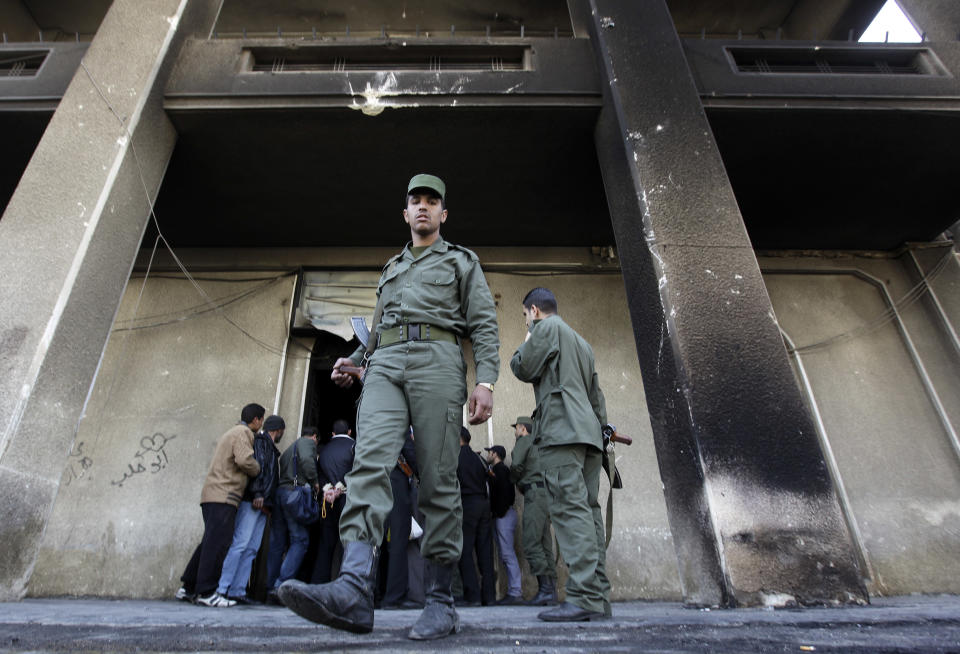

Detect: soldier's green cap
511,416,533,429
407,173,446,200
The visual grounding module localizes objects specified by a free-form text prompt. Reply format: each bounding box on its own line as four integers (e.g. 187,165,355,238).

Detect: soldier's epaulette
382,253,403,277
449,242,480,261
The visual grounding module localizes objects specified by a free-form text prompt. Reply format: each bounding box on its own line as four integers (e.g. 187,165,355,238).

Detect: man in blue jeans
216,414,285,603
266,426,320,602
486,444,522,604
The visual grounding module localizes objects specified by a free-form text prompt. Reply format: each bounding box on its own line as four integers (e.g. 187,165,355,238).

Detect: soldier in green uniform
279,174,499,641
509,287,610,622
508,415,558,606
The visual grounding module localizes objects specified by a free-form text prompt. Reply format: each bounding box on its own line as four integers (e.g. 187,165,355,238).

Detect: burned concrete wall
761,248,960,596
26,246,960,599
28,272,298,597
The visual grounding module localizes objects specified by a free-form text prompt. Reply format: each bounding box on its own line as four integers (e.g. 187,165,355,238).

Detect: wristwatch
477,382,495,393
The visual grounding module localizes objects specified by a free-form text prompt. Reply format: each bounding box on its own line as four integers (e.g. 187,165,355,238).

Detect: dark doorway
302,331,363,444
294,330,362,583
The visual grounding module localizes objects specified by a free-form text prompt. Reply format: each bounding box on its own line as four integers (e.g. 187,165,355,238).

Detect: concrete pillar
0,0,219,600
584,0,868,606
897,0,960,42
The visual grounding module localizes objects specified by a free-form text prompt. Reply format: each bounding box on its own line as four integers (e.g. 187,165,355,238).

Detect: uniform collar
331,433,352,440
402,237,449,259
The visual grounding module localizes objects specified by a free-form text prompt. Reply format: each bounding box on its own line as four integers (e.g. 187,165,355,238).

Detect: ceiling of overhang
0,112,50,215
0,0,112,40
707,108,960,251
150,103,960,253
149,106,614,249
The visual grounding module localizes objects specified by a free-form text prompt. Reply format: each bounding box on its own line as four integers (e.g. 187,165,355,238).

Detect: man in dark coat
485,444,522,604
311,419,355,584
456,427,496,606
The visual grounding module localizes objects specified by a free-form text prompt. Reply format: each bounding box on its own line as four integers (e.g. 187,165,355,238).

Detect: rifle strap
602,447,617,547
362,291,385,365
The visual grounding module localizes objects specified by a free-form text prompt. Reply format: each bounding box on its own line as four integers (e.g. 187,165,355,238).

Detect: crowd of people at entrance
175,407,560,610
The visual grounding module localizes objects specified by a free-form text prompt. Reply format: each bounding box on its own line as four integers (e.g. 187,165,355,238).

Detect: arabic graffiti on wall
111,433,177,488
64,441,94,486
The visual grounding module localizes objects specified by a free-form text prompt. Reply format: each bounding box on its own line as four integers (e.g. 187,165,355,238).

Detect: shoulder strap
362,293,384,365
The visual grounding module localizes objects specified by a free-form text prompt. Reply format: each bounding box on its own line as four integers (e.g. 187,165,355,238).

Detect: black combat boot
408,559,461,640
278,541,377,634
538,600,603,622
527,575,558,606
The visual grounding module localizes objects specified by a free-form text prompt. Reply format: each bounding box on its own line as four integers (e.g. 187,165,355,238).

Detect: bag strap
292,444,300,486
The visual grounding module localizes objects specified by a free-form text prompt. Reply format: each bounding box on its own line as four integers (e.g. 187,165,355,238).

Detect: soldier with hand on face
279,174,499,641
510,287,611,622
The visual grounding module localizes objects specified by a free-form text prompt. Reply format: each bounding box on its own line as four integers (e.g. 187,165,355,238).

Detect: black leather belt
519,481,545,494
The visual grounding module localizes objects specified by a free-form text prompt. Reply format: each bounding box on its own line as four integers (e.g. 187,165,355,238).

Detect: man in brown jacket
176,403,264,607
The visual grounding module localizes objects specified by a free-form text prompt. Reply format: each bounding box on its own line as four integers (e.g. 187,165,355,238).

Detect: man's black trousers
459,494,496,604
180,502,237,596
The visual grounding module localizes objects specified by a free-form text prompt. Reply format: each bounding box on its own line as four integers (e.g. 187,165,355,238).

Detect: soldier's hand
468,385,494,425
331,357,360,388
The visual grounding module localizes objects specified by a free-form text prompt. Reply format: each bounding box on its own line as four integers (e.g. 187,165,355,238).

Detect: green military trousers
521,486,555,578
539,443,609,613
339,341,467,566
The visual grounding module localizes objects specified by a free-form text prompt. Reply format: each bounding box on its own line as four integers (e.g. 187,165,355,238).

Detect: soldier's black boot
278,541,377,634
538,600,603,622
528,575,558,606
408,559,461,640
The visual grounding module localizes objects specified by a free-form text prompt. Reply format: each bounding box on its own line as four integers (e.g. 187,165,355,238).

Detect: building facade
1,0,958,604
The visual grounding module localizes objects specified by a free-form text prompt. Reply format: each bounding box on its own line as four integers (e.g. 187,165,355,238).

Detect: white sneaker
196,592,236,607
174,587,194,602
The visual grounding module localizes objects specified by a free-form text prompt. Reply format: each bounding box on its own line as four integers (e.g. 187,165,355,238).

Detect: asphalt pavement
1,594,958,653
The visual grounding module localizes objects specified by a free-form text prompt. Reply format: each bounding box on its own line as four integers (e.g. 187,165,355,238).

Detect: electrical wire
783,249,955,354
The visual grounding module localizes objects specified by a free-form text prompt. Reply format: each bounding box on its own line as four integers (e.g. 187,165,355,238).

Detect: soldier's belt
378,323,458,347
519,481,545,494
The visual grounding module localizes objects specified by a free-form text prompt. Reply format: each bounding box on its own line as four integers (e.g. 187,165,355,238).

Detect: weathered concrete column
583,0,868,606
0,0,219,600
898,1,960,42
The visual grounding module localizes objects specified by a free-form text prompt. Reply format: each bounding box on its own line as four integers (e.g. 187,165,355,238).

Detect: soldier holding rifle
510,287,612,622
279,174,499,641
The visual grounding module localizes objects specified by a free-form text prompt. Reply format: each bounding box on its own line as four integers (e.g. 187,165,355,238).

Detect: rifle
606,426,632,446
329,317,374,383
601,424,629,490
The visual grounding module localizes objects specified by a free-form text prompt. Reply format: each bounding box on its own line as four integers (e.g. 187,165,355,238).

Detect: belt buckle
408,324,421,341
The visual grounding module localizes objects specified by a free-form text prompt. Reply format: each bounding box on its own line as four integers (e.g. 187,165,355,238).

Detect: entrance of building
301,330,363,444
250,330,361,599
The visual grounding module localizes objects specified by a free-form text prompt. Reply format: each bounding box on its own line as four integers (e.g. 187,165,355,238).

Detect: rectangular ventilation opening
0,50,48,77
728,46,945,76
247,45,529,73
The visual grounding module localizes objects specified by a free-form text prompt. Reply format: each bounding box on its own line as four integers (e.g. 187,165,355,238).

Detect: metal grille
249,45,528,73
0,50,47,77
730,47,937,76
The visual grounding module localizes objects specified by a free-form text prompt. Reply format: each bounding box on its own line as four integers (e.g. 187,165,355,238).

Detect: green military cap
407,173,446,200
511,416,534,430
